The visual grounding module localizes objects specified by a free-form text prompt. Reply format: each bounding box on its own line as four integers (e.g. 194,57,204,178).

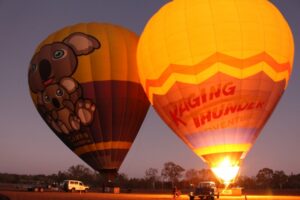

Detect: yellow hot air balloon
137,0,294,184
28,23,150,181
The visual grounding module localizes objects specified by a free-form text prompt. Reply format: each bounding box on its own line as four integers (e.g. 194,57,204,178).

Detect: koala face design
42,84,70,111
29,43,77,93
28,32,100,93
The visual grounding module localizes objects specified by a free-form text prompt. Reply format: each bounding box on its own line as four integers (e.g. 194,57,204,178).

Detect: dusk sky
0,0,299,179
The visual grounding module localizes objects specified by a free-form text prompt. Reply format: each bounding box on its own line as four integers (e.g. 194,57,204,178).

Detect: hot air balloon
28,23,150,181
137,0,294,184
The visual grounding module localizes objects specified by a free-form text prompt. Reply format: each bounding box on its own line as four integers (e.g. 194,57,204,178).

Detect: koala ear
63,32,100,56
60,77,78,93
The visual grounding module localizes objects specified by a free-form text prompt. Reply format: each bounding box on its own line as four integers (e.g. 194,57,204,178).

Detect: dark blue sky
0,0,299,178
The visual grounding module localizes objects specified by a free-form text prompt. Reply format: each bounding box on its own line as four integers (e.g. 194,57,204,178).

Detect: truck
189,181,219,200
62,180,89,192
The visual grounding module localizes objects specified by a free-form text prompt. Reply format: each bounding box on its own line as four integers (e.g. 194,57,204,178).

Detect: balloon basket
218,187,243,196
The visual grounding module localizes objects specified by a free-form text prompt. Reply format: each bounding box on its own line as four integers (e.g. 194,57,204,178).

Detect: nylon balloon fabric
28,23,150,179
137,0,294,181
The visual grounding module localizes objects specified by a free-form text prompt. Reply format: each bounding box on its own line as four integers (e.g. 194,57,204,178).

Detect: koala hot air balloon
137,0,294,184
28,23,150,181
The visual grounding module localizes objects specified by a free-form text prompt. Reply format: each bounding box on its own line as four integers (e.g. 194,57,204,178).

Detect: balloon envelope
28,23,149,179
137,0,294,183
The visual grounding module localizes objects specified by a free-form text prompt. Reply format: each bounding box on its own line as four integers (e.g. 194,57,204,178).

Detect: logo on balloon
163,79,267,133
169,82,236,126
28,32,100,134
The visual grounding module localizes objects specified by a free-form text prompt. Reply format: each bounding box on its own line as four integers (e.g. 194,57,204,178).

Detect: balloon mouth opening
99,169,118,182
211,157,240,186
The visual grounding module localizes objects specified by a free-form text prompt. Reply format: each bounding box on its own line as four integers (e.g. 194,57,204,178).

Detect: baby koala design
41,78,96,134
28,32,100,134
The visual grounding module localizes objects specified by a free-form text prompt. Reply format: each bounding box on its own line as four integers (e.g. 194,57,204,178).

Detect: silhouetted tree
185,169,200,185
56,170,69,183
256,168,274,189
236,175,257,189
272,170,288,189
145,168,159,189
161,162,185,187
286,173,300,189
126,177,148,189
66,164,94,184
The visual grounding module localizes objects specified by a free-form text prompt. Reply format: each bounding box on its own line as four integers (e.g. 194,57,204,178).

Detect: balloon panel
76,80,149,171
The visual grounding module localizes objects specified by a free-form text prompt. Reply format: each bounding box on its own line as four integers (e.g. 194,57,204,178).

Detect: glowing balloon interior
28,23,150,180
137,0,294,183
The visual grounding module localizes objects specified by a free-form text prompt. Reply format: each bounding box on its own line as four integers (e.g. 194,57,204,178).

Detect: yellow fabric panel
74,141,132,156
194,143,252,156
137,0,294,100
34,23,140,83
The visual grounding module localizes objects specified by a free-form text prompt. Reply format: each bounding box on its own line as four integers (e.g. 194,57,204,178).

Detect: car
27,184,44,192
189,181,219,200
62,180,89,192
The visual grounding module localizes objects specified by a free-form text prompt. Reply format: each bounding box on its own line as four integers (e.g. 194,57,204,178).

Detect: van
62,180,89,192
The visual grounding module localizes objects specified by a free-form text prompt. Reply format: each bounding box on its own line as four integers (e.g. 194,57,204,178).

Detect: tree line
0,162,300,191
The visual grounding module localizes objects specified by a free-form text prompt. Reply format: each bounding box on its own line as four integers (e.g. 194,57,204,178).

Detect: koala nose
52,98,61,109
39,59,52,81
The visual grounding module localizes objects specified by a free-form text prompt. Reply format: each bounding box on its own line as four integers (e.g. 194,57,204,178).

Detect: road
0,191,300,200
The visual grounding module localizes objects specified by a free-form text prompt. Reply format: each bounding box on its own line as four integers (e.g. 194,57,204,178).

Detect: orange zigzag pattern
145,52,291,96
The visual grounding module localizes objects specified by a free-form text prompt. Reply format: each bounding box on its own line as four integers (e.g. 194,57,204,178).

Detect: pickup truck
189,181,219,200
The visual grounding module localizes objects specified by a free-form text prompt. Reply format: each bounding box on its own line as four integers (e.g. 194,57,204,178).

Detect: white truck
62,180,89,192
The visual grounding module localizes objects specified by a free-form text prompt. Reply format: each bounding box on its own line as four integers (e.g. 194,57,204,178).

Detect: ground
0,191,300,200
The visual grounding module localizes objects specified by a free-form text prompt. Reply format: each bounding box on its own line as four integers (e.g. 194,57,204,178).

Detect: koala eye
53,50,65,59
31,64,37,72
56,88,64,96
44,95,50,103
